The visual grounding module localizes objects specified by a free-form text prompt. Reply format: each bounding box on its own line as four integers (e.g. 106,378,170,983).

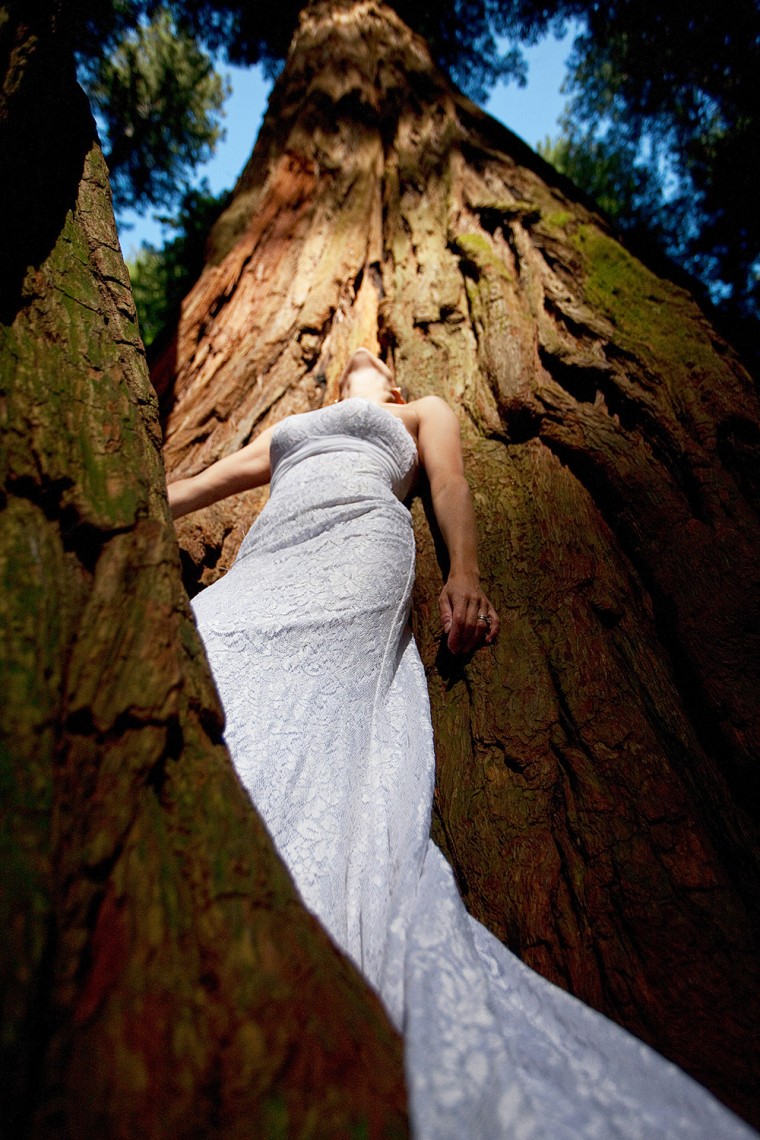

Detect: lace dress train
192,398,754,1139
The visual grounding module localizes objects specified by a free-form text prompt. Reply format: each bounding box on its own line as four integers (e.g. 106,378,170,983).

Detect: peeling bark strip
155,0,760,1124
0,4,408,1137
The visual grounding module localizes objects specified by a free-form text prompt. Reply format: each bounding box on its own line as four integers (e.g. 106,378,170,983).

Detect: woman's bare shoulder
382,396,456,446
407,394,451,409
407,395,458,425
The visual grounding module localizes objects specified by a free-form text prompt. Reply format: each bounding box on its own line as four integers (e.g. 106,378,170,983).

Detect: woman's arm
416,397,499,653
167,426,275,520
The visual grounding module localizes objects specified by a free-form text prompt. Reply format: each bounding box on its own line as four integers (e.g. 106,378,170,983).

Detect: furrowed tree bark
154,0,760,1125
0,4,408,1137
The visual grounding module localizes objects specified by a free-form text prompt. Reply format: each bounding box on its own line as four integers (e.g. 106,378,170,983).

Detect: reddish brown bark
0,4,407,1136
154,0,760,1124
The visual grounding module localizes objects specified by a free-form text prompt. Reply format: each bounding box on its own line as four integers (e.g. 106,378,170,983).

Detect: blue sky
117,30,575,260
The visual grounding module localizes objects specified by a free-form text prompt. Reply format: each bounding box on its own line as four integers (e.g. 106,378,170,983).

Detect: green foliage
512,0,759,319
538,129,667,236
81,7,229,211
127,183,228,347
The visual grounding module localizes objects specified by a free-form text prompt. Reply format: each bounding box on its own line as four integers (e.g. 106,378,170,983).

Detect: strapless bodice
233,398,417,567
269,398,418,501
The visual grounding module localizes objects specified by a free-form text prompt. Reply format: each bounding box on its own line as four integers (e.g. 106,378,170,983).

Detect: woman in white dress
169,347,499,655
168,349,754,1139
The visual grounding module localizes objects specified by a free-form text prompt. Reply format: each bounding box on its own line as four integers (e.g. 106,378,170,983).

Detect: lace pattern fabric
192,398,754,1139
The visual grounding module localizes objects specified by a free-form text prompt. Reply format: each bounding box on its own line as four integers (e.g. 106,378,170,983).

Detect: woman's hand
414,397,498,654
439,573,499,654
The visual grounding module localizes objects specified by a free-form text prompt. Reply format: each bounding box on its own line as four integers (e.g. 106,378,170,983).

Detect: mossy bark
0,4,408,1137
154,0,760,1125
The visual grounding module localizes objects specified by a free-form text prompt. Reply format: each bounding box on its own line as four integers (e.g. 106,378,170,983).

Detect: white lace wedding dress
192,398,753,1139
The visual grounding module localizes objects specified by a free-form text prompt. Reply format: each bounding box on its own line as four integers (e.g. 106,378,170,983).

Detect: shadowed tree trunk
154,0,760,1125
0,4,408,1137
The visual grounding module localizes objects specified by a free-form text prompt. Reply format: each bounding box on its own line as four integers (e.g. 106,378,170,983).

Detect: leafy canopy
80,6,229,211
525,0,760,317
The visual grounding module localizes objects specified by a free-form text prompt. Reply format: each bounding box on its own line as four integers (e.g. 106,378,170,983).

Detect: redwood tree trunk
0,4,407,1137
155,0,760,1125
